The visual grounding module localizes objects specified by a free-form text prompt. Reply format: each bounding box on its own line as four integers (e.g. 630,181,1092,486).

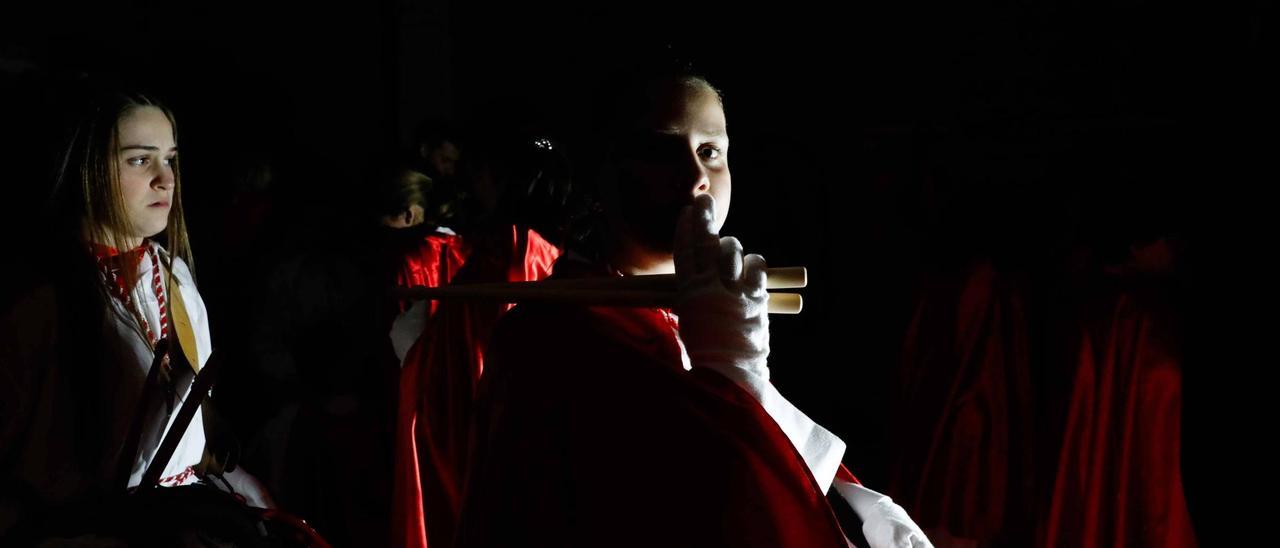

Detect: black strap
115,338,170,490
138,336,219,489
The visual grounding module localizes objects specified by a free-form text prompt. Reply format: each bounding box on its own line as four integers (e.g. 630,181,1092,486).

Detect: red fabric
88,241,148,261
90,242,149,304
452,260,850,548
836,464,861,486
392,227,559,548
1039,288,1197,548
90,242,168,345
146,245,168,345
889,261,1033,541
394,232,469,315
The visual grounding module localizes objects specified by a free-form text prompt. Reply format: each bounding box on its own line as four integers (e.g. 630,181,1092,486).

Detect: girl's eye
163,156,177,167
698,145,722,161
127,157,149,167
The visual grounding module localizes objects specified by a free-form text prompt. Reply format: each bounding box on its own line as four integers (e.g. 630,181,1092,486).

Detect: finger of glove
689,195,720,278
676,195,721,284
718,236,744,286
742,253,768,298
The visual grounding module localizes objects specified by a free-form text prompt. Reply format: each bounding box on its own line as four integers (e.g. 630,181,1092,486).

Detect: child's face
614,82,731,254
426,140,460,178
115,106,177,247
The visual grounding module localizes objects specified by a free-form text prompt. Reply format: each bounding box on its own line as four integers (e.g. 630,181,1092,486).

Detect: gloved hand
673,194,770,381
835,481,934,548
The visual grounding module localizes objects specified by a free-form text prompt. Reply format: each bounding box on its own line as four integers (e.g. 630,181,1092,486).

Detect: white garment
111,243,211,488
390,299,430,365
670,314,933,548
669,316,845,493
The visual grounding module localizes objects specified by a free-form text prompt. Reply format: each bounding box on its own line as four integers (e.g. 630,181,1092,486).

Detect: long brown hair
58,92,193,265
54,91,194,345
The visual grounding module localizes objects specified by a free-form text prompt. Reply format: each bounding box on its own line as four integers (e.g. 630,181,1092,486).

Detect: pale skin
609,83,732,276
613,81,932,548
382,203,427,229
112,105,177,249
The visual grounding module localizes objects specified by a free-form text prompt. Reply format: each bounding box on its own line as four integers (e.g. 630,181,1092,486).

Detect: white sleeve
705,365,845,491
220,467,277,509
679,335,845,492
389,299,430,365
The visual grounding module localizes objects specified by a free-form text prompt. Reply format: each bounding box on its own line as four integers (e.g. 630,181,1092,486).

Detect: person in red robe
889,260,1035,546
1038,237,1196,547
392,224,559,548
391,135,567,548
379,167,469,317
455,69,932,548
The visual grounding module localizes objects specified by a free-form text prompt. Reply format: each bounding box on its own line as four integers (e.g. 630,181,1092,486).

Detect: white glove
389,299,430,364
835,481,933,548
673,194,770,381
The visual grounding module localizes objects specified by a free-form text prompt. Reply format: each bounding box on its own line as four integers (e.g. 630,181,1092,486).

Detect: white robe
114,243,210,488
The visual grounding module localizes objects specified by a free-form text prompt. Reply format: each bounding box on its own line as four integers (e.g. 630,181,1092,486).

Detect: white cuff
699,363,846,491
834,479,890,520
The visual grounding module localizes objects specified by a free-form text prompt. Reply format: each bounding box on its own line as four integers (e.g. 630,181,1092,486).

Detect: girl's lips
149,201,170,208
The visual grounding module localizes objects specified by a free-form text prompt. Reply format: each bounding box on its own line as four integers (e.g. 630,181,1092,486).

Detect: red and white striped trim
157,465,197,486
147,244,168,345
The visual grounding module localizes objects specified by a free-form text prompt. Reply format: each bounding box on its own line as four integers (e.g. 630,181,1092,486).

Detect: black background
2,0,1268,541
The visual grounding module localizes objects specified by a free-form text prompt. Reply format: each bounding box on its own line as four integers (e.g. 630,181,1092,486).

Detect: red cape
392,227,560,548
890,261,1034,541
454,260,851,547
394,231,469,316
1039,286,1196,547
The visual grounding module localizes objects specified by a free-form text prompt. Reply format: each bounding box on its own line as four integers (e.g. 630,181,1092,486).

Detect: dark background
2,0,1267,542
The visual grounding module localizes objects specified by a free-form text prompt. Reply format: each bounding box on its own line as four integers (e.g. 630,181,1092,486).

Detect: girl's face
614,82,731,255
114,106,177,248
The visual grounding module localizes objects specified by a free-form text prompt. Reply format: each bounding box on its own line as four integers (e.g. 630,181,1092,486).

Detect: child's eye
698,145,722,161
127,157,149,167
